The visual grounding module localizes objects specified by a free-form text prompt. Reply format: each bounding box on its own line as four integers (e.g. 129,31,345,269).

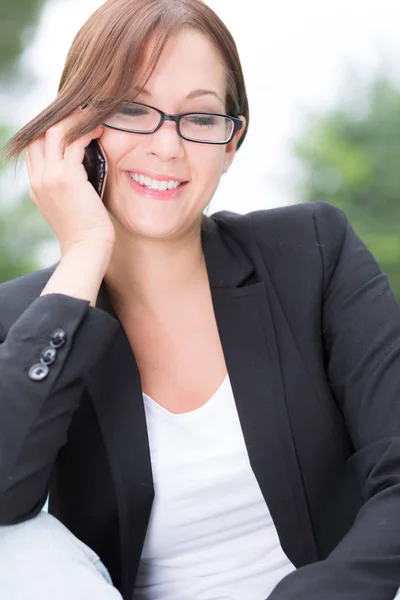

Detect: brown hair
2,0,249,164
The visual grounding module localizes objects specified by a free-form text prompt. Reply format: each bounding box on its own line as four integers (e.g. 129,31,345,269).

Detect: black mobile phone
83,139,108,200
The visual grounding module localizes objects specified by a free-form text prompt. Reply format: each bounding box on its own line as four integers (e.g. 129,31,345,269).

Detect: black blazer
1,201,400,600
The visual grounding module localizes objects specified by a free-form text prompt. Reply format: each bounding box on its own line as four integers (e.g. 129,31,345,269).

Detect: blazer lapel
82,213,316,597
204,215,317,566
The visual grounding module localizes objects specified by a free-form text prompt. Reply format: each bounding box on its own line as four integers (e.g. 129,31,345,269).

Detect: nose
146,119,184,161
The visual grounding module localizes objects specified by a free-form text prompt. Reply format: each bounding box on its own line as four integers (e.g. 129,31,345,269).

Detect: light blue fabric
0,511,122,599
1,510,400,599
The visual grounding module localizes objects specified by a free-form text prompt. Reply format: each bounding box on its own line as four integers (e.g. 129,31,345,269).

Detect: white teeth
128,172,182,191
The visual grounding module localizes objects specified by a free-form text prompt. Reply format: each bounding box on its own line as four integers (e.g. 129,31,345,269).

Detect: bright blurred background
0,0,399,300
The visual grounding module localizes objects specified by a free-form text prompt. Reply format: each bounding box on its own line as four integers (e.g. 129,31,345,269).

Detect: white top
133,374,295,600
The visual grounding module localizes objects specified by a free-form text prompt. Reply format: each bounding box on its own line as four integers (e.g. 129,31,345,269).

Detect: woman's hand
25,109,115,256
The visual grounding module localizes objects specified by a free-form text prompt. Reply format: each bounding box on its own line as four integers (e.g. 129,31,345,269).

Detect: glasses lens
180,114,234,143
104,103,161,132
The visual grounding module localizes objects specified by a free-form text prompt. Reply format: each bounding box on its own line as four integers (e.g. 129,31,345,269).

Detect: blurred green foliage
0,0,47,79
294,75,400,302
0,0,54,283
0,125,54,282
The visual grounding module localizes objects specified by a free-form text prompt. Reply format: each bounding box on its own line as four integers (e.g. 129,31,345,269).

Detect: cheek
99,130,140,168
191,147,226,184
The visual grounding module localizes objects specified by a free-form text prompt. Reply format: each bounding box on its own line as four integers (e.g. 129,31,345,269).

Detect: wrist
62,239,114,263
41,242,114,307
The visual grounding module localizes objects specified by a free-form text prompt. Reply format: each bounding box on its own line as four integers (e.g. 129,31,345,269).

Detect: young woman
1,0,400,599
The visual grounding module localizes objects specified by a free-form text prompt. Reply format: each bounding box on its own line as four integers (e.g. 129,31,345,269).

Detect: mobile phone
83,139,108,200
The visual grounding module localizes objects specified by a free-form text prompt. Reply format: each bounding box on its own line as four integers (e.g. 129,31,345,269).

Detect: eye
119,107,148,117
186,115,217,127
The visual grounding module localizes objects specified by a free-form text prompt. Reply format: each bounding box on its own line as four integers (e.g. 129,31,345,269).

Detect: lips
124,171,187,201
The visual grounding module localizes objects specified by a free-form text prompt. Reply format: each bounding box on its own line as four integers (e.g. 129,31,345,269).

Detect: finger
27,136,46,182
44,108,89,167
63,126,104,166
44,124,69,170
25,154,38,203
29,188,38,205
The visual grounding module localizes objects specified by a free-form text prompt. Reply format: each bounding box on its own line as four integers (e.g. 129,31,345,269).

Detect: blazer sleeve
0,292,119,525
268,201,400,600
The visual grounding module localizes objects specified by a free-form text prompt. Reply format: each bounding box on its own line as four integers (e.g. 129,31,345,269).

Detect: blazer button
50,329,67,348
40,346,57,366
29,364,50,381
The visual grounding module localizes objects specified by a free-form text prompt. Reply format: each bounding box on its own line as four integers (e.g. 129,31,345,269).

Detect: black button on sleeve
40,347,57,366
29,364,50,381
50,329,67,348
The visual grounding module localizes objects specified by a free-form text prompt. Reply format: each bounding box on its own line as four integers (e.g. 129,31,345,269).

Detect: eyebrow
131,87,224,104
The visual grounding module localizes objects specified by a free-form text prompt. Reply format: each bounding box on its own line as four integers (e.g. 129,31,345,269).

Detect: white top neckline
142,373,229,418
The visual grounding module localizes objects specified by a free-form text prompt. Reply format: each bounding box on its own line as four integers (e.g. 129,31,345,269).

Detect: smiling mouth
125,171,188,200
127,172,188,191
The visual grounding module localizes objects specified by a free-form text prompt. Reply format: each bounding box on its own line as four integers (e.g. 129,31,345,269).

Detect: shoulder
0,263,58,335
212,200,346,241
210,201,348,269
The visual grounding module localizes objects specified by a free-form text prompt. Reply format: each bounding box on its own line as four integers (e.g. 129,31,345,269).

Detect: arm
268,201,400,599
0,245,119,524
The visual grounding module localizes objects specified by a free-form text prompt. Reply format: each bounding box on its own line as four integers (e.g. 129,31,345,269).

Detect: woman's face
100,29,245,241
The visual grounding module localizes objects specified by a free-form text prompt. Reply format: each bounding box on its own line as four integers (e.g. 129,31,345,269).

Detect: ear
222,116,247,174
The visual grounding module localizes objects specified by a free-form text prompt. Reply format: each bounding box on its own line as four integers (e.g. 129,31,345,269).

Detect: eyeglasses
102,101,243,145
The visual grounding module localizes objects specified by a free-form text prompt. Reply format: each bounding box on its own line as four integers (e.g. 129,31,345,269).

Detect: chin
115,213,188,240
108,192,204,240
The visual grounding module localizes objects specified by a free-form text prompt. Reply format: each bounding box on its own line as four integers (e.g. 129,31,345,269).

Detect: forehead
135,29,227,101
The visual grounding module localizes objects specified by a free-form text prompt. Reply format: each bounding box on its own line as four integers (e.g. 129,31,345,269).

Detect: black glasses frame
103,101,243,145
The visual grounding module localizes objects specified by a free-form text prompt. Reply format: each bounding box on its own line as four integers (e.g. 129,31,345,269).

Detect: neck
104,220,208,319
